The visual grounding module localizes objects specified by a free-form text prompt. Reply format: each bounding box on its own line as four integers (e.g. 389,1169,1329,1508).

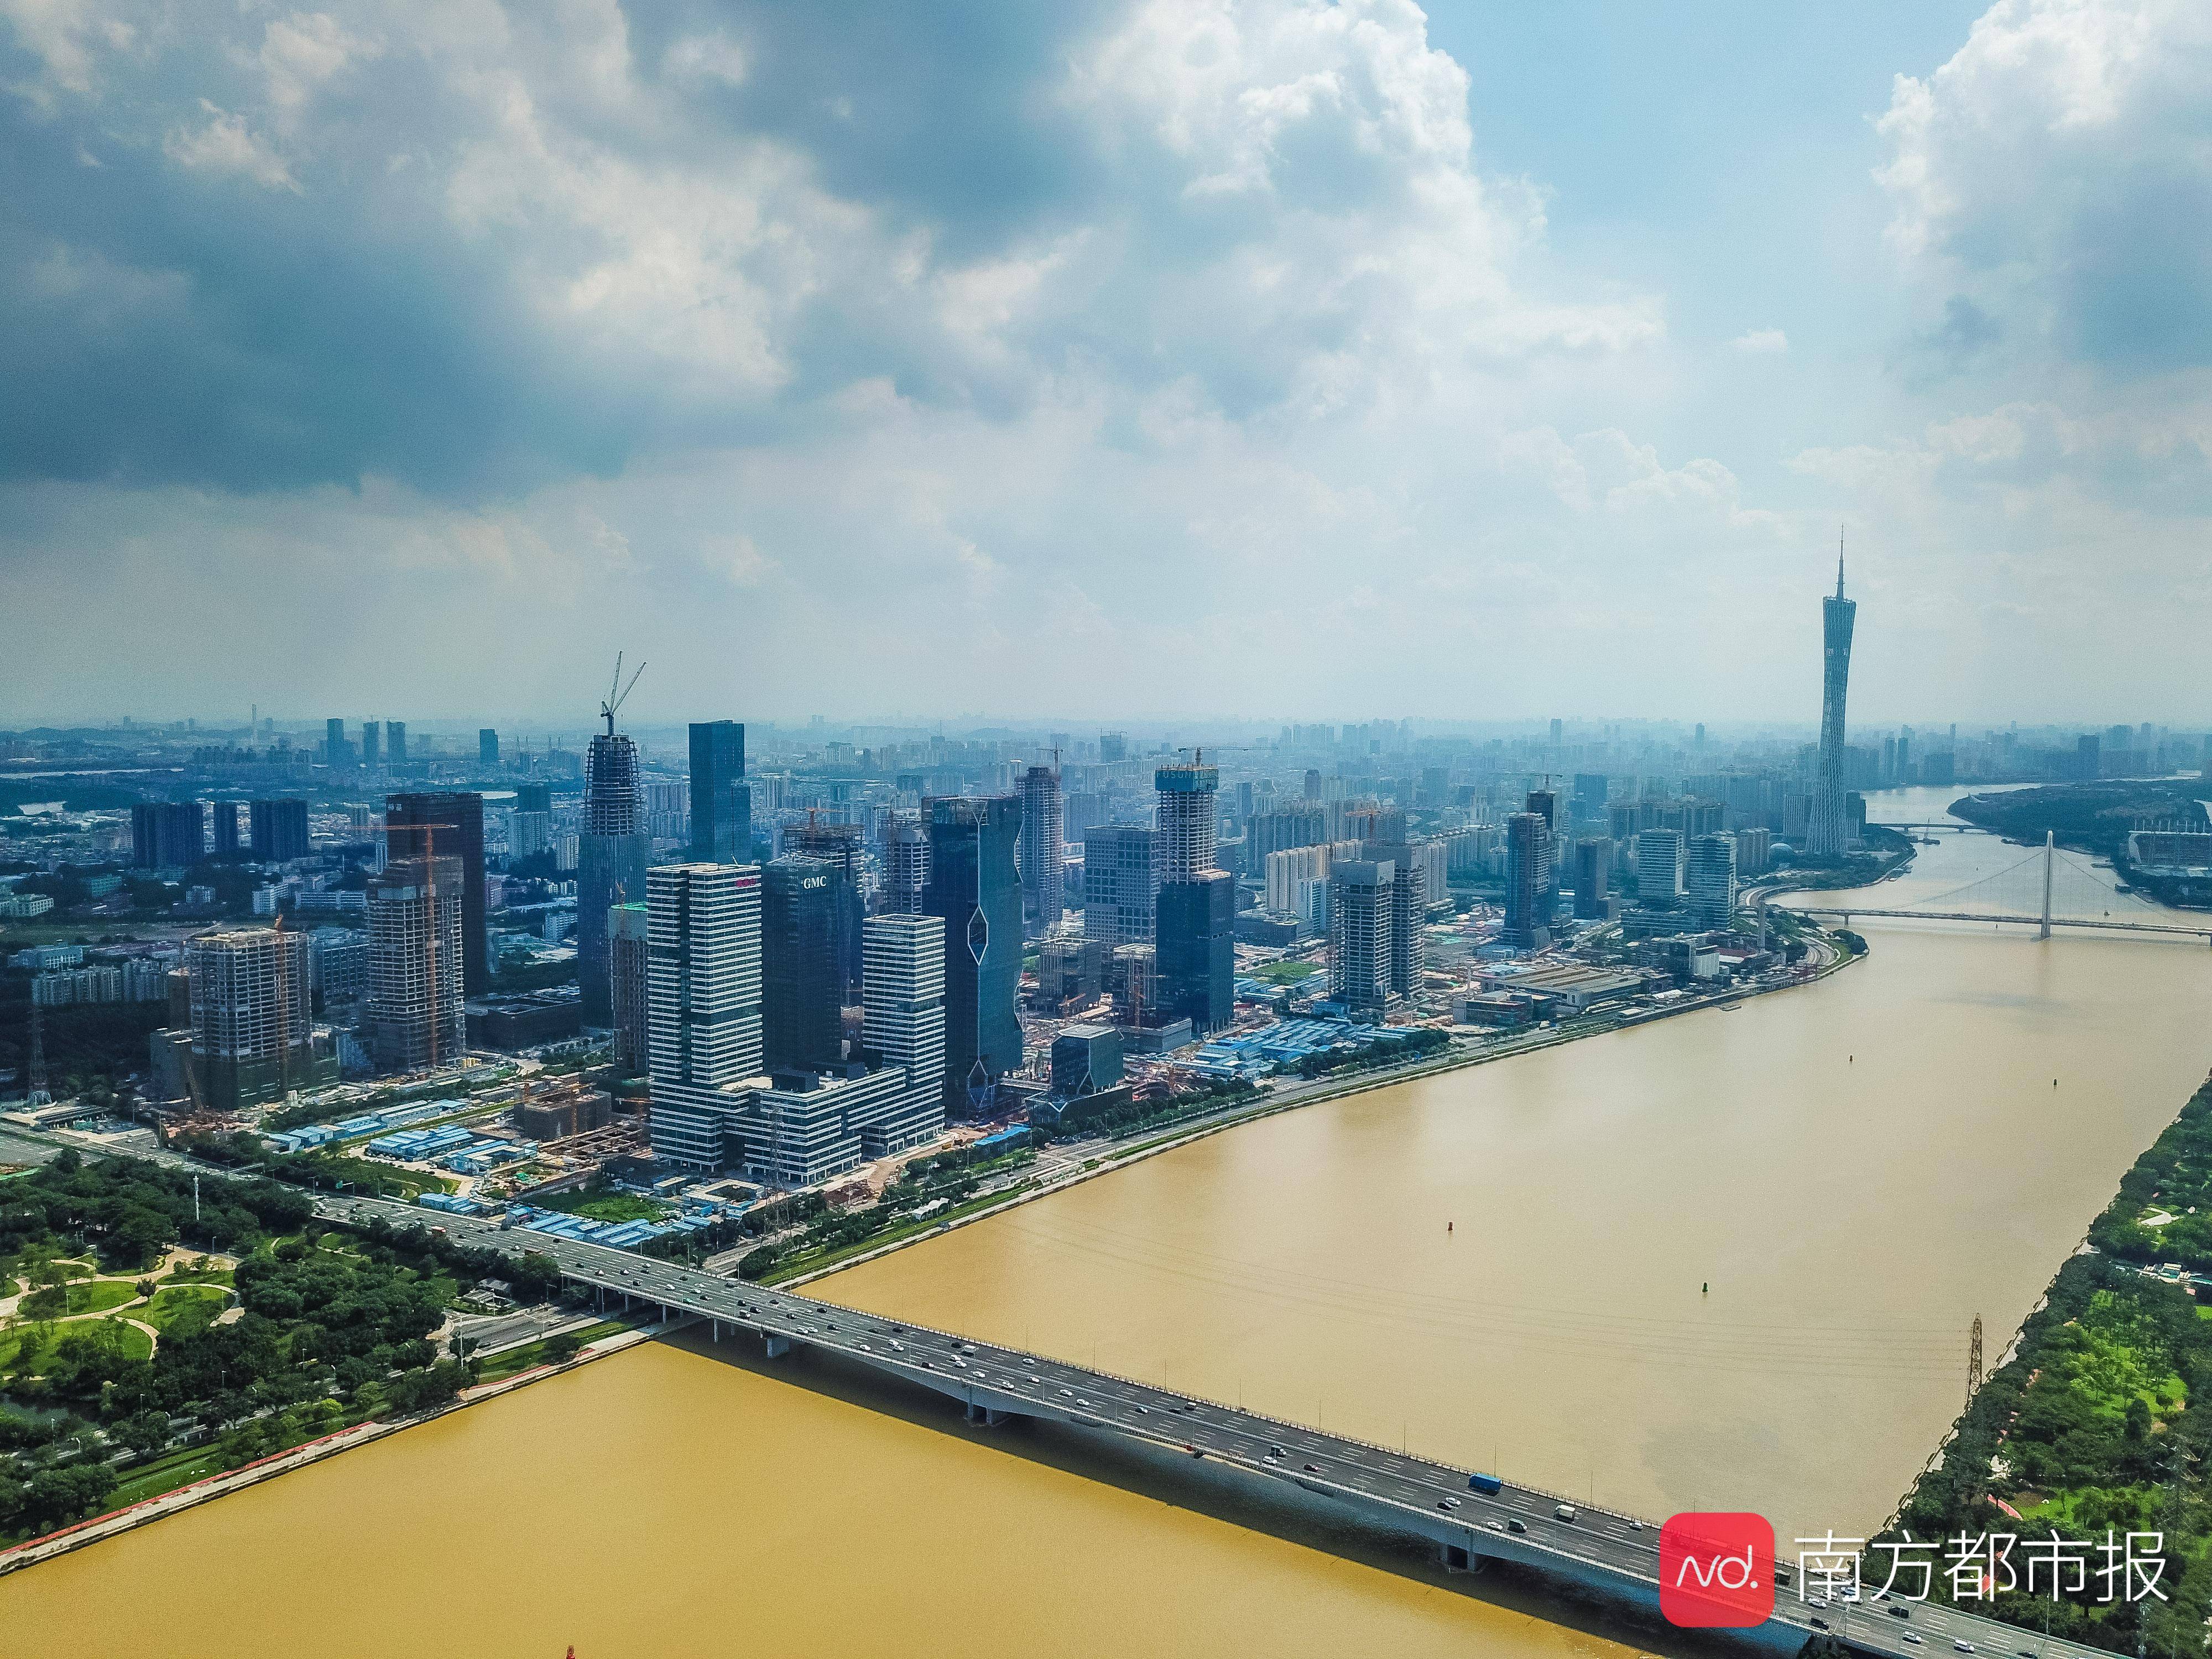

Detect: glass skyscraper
922,795,1024,1116
688,720,750,864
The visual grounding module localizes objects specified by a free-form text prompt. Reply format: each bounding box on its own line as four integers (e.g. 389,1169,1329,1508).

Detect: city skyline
7,1,2209,725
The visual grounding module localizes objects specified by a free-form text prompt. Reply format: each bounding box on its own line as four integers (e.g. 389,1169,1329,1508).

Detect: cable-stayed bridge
1784,832,2212,944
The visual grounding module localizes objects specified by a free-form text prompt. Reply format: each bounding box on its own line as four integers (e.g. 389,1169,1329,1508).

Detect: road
309,1189,2123,1659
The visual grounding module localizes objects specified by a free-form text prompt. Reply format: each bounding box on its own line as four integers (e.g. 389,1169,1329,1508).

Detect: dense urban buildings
688,720,750,864
366,855,466,1072
921,795,1024,1115
384,791,487,994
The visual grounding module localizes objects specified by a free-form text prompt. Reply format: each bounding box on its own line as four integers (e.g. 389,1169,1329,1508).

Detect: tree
542,1330,586,1364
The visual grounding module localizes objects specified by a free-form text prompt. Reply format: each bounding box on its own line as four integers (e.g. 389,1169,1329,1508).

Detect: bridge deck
1782,905,2212,940
316,1192,2124,1659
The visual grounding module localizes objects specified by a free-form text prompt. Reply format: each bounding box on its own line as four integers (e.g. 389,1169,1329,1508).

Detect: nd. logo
1660,1512,1776,1627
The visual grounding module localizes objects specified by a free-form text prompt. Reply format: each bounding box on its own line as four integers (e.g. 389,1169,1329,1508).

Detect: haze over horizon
7,0,2209,726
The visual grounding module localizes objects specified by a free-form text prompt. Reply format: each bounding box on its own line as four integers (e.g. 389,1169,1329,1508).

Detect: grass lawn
105,1447,225,1510
1248,959,1321,985
0,1279,14,1299
107,1319,155,1361
146,1284,229,1331
472,1319,633,1383
65,1280,141,1316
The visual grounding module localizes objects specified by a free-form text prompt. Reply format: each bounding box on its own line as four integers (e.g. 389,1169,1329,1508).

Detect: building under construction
184,926,333,1110
367,855,466,1072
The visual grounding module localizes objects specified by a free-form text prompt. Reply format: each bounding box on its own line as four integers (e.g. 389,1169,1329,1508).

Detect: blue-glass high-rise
921,795,1024,1116
688,721,750,864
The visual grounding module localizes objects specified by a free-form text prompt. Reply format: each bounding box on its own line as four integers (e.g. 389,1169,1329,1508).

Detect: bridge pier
1441,1542,1475,1573
965,1402,1013,1427
764,1334,791,1359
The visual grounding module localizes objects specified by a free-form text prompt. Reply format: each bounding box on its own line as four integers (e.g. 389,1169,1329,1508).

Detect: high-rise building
210,801,241,858
479,728,499,767
646,862,764,1171
367,855,466,1073
1811,549,1858,858
688,721,750,865
186,927,329,1109
862,912,947,1154
580,729,649,1024
1329,860,1394,1014
325,717,351,768
248,798,310,863
362,721,381,768
1155,761,1218,880
880,813,928,914
1153,762,1233,1034
1082,824,1156,948
1265,843,1334,920
1019,761,1063,937
1098,732,1127,764
1686,833,1739,928
609,902,650,1077
1502,812,1552,950
761,854,845,1074
388,721,408,765
1157,871,1235,1030
922,795,1024,1115
1572,837,1613,920
1637,828,1683,908
782,818,865,1003
385,792,488,996
132,801,205,869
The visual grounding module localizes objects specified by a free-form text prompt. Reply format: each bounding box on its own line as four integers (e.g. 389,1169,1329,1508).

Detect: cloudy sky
3,0,2208,729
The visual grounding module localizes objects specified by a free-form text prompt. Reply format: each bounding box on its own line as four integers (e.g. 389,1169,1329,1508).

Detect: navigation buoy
1702,1282,1709,1295
1448,1221,1454,1233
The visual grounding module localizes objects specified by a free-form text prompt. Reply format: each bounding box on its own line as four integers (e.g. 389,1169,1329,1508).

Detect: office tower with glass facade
762,854,845,1074
132,801,206,868
1686,832,1739,928
862,912,947,1154
646,862,764,1171
688,720,751,864
1503,812,1552,950
922,795,1024,1116
247,797,310,863
1572,837,1613,920
782,818,865,1003
1637,827,1683,908
1082,823,1156,949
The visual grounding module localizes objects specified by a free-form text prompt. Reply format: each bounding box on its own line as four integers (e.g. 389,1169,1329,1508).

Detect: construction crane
601,652,648,738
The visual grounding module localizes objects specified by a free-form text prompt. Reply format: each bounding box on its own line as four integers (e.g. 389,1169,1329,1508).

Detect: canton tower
1809,536,1856,859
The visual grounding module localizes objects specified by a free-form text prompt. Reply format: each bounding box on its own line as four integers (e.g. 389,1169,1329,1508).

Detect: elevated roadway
315,1191,2124,1659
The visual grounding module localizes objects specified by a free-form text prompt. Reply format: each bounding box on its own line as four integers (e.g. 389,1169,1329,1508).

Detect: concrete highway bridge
317,1191,2122,1659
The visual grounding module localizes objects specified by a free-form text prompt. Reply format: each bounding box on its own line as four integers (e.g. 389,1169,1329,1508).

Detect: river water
12,787,2212,1658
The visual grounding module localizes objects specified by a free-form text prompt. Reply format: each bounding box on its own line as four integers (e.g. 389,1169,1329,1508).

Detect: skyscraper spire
1837,525,1846,598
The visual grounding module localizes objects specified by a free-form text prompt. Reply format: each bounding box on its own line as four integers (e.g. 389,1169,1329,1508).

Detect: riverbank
1871,1072,2212,1655
0,1315,669,1578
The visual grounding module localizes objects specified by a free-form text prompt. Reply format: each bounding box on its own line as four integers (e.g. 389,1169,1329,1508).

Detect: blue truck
1466,1472,1504,1495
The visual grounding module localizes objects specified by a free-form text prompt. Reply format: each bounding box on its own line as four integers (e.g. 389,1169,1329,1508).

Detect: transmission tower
1968,1313,1984,1402
25,1004,52,1107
